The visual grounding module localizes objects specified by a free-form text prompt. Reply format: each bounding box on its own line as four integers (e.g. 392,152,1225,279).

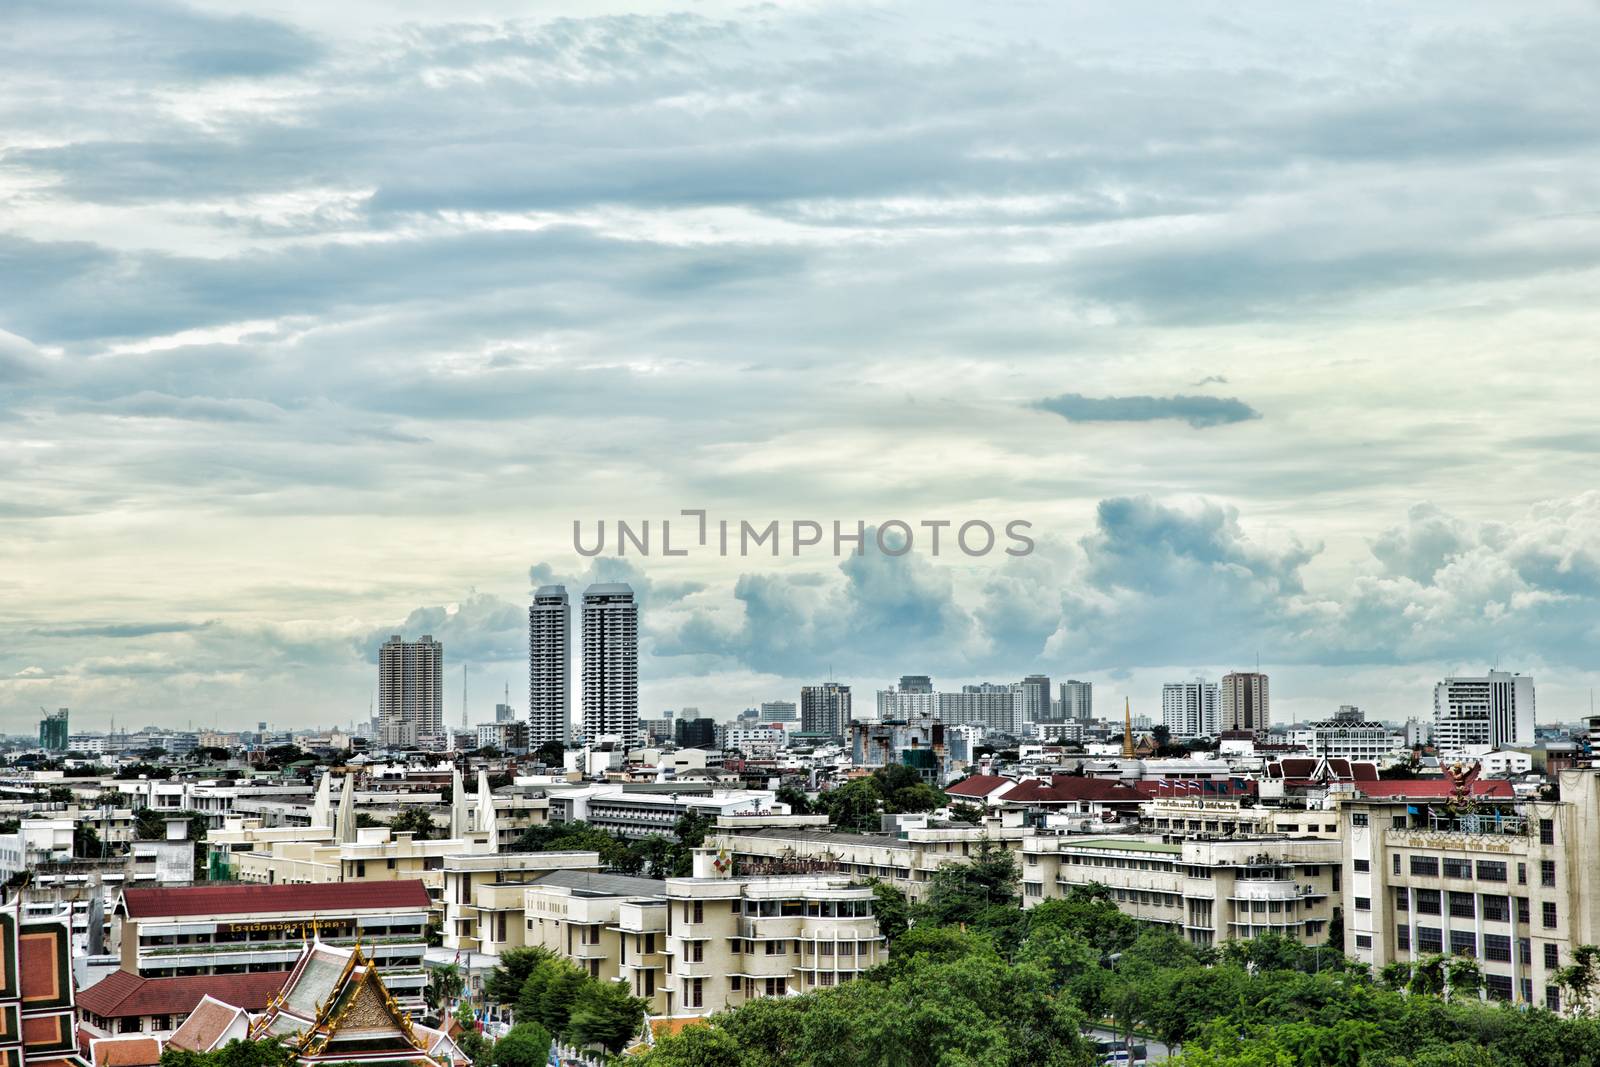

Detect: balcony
1231,880,1322,903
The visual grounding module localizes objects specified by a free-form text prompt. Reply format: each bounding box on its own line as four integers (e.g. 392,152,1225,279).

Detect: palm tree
427,963,466,1017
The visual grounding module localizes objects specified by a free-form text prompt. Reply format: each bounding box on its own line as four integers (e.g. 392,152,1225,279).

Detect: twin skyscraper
528,582,638,749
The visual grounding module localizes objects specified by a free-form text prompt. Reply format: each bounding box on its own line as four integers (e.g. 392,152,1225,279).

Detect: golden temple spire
1122,697,1134,759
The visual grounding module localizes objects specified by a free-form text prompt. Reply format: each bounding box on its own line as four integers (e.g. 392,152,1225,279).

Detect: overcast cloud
4,0,1600,731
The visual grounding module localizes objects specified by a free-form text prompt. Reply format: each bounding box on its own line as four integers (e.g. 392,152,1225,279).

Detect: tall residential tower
581,583,639,747
378,634,443,746
528,585,571,746
1220,671,1270,735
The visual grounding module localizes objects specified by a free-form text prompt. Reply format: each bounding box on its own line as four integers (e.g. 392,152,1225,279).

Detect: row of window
1384,888,1557,928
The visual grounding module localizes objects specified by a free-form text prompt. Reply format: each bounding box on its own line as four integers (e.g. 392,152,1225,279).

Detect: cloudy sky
4,0,1600,735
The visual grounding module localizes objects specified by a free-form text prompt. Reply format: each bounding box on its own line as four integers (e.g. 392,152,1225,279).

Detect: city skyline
8,2,1600,730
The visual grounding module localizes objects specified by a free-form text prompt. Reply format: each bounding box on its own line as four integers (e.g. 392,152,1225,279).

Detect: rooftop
79,969,290,1019
527,870,666,898
120,880,432,919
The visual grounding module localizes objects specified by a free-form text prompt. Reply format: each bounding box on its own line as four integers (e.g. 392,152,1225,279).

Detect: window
765,939,783,956
687,978,703,1009
1355,934,1372,949
1397,925,1411,950
730,938,741,954
1451,930,1477,957
1415,889,1441,915
1352,813,1369,828
1411,856,1439,877
688,941,703,963
1518,863,1527,885
1393,854,1402,875
1543,901,1558,929
1443,858,1472,879
765,978,785,996
731,976,742,992
1395,888,1410,912
1476,861,1507,883
1355,897,1371,912
1354,859,1370,873
1545,943,1560,969
1448,892,1475,918
1418,926,1443,954
1518,897,1531,924
1540,819,1554,845
1521,938,1532,965
1541,860,1556,888
1484,934,1512,962
645,933,656,954
1483,896,1508,922
1547,987,1561,1012
1485,975,1513,1002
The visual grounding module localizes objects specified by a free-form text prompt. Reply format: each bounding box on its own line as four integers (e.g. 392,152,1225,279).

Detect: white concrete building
1434,672,1535,758
1162,679,1219,739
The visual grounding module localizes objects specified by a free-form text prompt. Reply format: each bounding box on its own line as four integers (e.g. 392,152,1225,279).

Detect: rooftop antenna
462,664,469,729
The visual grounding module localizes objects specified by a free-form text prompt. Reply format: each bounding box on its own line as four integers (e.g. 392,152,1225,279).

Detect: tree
160,1037,293,1067
1445,955,1483,1003
516,957,587,1036
73,822,102,859
1556,943,1600,1013
425,962,464,1016
566,979,648,1054
534,740,565,767
264,744,307,765
387,807,439,839
916,838,1018,925
485,947,554,1005
490,1024,552,1067
775,784,812,815
948,802,984,824
863,879,909,944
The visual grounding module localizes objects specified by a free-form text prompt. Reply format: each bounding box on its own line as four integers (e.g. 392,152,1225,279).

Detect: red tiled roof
166,997,249,1053
998,776,1145,805
945,775,1012,798
89,1037,162,1067
79,970,290,1018
120,880,431,919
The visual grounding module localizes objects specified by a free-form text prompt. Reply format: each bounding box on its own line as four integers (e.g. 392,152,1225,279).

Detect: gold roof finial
1122,697,1135,759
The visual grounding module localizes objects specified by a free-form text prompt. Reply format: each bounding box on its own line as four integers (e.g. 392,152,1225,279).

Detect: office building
1162,679,1219,740
1433,671,1535,758
581,583,639,747
800,683,852,740
1290,709,1404,761
759,701,797,725
529,585,571,747
1340,768,1600,1011
1020,674,1052,723
675,717,718,749
899,675,934,694
378,634,443,746
1060,680,1093,721
1220,671,1270,734
39,707,69,751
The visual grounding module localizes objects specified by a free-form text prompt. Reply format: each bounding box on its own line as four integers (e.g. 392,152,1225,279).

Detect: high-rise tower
581,583,638,747
529,585,571,746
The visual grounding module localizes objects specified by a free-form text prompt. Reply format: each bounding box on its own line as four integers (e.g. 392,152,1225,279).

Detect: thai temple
165,941,466,1067
0,904,83,1067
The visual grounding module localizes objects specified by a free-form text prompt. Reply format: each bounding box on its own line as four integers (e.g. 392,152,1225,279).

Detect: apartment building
661,855,885,1016
114,881,432,1007
439,851,605,953
522,871,669,1013
713,820,1032,902
1340,769,1600,1011
1020,833,1342,948
545,784,788,840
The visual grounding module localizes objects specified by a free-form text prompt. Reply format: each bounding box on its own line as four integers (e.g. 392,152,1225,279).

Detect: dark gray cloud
1036,393,1260,429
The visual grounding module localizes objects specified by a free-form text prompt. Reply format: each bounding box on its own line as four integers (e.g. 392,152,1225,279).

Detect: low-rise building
661,853,885,1016
114,881,433,1008
1020,833,1343,948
